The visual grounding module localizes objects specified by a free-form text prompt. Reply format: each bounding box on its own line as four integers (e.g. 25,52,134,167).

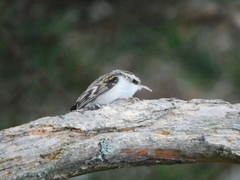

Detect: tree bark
1,98,240,180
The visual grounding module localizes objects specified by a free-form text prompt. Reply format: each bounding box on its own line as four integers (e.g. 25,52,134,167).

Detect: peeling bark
0,98,240,180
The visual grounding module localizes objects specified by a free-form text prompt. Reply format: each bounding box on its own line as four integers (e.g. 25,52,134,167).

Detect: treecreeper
70,69,152,111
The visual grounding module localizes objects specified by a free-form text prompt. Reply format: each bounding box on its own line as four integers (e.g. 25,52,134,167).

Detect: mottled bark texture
1,98,240,180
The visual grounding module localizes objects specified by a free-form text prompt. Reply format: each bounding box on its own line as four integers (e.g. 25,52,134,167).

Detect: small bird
70,69,152,111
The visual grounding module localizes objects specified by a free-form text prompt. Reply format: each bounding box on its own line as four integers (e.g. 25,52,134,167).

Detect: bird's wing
74,84,109,109
70,75,119,110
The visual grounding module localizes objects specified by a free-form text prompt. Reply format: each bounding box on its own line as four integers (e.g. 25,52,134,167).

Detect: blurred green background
1,0,240,179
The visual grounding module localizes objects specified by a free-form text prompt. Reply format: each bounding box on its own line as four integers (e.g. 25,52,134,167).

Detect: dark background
1,0,240,179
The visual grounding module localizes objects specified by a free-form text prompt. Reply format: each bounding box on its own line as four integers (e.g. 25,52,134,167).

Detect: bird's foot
84,103,102,110
128,97,140,102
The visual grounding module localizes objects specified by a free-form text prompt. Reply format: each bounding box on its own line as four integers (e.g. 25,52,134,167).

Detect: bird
70,69,152,111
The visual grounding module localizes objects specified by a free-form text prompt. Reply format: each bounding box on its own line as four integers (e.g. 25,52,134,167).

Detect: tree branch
1,98,240,180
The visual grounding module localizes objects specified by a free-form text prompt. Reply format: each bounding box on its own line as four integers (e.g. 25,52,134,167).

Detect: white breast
93,76,140,104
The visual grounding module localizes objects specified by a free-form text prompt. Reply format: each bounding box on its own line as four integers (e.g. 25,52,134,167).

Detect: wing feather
75,84,108,109
70,72,119,111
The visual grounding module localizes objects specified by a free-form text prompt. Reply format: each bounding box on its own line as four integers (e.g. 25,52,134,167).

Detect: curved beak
139,84,152,92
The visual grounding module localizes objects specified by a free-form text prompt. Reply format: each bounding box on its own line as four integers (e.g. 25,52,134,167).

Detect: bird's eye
132,79,139,84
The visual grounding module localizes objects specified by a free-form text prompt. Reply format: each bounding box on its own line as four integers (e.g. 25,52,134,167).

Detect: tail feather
70,104,77,111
